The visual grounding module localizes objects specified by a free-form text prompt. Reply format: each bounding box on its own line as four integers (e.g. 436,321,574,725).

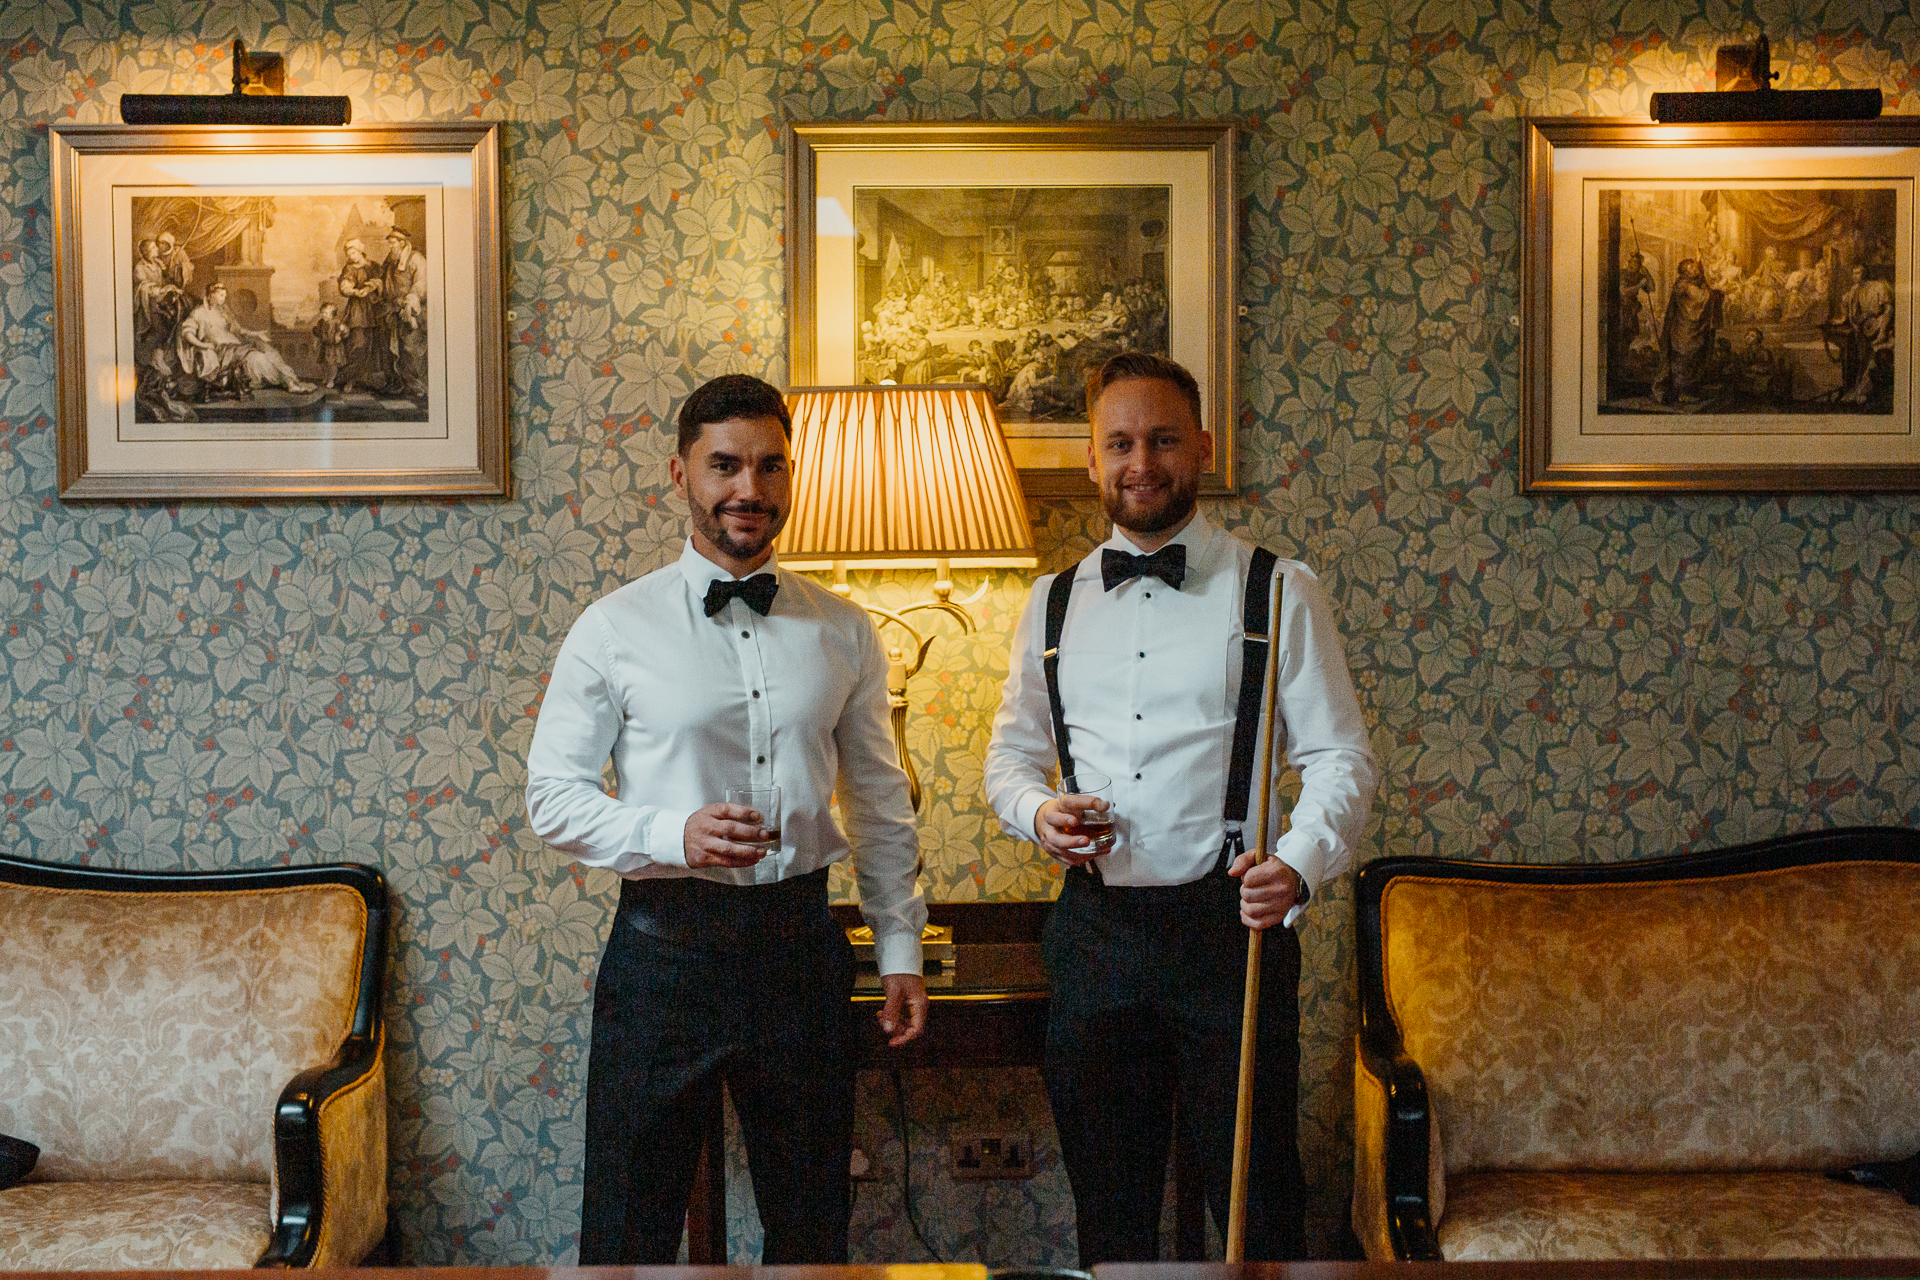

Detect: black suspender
1039,545,1283,841
1042,564,1079,789
1221,547,1280,865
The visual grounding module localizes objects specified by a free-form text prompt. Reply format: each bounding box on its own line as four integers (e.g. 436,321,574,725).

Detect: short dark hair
676,373,792,455
1085,352,1204,432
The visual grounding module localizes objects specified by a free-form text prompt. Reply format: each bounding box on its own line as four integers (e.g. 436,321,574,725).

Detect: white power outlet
951,1132,1035,1180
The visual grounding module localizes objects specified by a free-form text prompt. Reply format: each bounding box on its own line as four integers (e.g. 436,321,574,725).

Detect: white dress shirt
985,512,1377,909
526,540,927,974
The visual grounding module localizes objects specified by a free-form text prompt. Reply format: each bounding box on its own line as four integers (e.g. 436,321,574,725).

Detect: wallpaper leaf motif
1,0,1917,1265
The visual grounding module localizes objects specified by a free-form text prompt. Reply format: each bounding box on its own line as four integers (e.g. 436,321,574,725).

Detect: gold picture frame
786,121,1239,498
50,122,507,500
1521,116,1920,493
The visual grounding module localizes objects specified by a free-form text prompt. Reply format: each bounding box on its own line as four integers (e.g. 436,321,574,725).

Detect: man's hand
1032,794,1108,866
877,972,928,1047
683,802,774,868
1228,853,1304,931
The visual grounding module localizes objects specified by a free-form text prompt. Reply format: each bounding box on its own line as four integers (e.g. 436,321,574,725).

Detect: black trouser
578,868,854,1265
1042,859,1305,1265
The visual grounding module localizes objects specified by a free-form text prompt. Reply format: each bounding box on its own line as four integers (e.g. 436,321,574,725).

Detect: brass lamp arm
895,597,977,635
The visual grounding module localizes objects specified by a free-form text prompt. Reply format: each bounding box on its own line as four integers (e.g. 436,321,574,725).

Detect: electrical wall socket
950,1132,1035,1180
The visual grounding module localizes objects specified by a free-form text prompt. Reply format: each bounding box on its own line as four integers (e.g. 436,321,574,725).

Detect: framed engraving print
50,121,506,500
1522,116,1920,492
786,121,1238,497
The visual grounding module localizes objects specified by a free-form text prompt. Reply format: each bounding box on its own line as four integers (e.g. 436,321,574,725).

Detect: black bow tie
1102,544,1187,592
703,573,779,617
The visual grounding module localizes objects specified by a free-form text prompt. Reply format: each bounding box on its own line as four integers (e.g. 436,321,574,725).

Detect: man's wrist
649,806,695,866
1015,788,1050,846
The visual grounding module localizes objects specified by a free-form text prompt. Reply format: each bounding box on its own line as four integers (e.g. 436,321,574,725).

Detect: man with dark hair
986,352,1376,1263
527,371,928,1264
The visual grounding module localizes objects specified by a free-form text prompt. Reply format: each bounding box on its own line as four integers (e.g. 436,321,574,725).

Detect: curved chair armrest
258,1027,387,1268
1352,1034,1442,1260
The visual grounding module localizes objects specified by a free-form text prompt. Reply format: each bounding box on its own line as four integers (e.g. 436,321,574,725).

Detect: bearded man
526,373,927,1264
985,352,1377,1262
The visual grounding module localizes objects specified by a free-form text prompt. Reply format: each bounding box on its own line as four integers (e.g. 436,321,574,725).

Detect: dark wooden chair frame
1354,824,1920,1261
0,855,390,1268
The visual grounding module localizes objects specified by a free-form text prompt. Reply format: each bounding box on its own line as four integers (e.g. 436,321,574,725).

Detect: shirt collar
1101,508,1216,561
674,539,781,593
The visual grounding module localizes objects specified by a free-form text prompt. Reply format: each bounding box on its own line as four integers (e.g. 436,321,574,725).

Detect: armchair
1353,826,1920,1261
0,855,389,1269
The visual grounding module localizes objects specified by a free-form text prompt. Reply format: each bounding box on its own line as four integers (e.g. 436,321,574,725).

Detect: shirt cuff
645,806,695,868
872,927,923,976
1010,786,1053,846
1273,829,1328,914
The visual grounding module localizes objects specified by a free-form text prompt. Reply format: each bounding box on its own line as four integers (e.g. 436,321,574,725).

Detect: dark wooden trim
1351,824,1920,1261
0,855,389,1268
1357,825,1920,907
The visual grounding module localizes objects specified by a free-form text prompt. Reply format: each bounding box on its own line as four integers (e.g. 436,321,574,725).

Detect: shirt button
1135,714,1142,720
740,631,749,638
1137,651,1145,659
1145,592,1152,599
757,755,766,764
752,690,761,698
1134,772,1142,780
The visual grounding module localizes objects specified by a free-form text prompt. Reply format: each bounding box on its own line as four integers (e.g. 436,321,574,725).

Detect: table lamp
778,383,1037,810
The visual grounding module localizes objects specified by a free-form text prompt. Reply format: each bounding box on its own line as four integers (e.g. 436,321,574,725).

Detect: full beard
692,500,785,563
1101,475,1198,536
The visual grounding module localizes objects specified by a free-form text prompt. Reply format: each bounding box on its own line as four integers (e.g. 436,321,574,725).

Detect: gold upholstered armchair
0,855,390,1269
1353,826,1920,1261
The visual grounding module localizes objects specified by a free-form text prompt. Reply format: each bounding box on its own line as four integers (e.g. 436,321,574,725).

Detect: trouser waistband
616,866,832,952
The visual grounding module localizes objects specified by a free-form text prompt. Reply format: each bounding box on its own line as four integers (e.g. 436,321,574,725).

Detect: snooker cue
1225,566,1286,1262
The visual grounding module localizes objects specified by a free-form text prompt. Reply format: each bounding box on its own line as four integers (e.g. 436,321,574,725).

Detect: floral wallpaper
3,0,1918,1265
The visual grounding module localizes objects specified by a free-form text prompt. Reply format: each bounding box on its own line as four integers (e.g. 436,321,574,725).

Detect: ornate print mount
1522,117,1920,492
51,123,507,500
1597,185,1899,424
128,192,438,433
788,121,1238,497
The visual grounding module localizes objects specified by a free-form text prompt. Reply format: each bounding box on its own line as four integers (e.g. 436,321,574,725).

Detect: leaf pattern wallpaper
2,0,1918,1264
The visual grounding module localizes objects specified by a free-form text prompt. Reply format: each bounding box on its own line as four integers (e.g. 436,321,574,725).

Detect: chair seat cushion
1439,1169,1920,1260
0,1179,271,1270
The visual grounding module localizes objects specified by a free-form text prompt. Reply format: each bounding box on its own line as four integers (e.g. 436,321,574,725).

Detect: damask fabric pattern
1436,1170,1920,1260
0,1179,273,1270
1380,864,1920,1176
2,0,1919,1265
0,882,367,1182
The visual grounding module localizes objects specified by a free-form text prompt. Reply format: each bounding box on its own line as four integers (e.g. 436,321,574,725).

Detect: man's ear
1086,439,1100,486
1201,430,1216,473
668,452,687,500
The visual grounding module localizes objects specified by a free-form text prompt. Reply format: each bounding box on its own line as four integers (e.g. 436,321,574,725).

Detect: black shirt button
757,755,766,764
1137,651,1145,658
752,690,761,698
1134,772,1142,780
1135,714,1142,720
740,631,749,638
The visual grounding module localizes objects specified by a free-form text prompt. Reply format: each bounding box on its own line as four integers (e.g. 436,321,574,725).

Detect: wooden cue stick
1225,568,1286,1262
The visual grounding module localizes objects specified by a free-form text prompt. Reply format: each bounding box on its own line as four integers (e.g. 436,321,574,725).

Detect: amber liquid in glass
1063,814,1115,854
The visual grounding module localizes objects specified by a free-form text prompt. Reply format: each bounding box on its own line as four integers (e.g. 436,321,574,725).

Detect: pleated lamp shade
777,384,1038,569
